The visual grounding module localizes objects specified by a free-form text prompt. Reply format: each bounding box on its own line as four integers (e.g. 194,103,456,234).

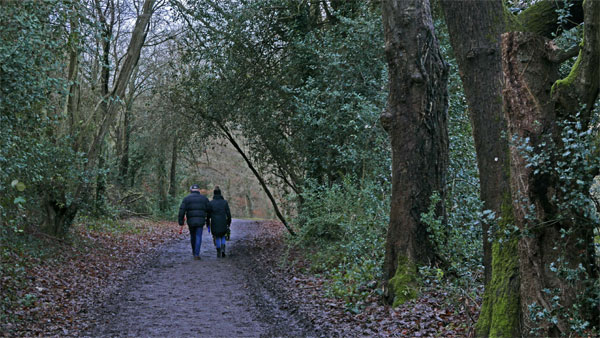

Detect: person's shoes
217,248,221,258
221,245,226,258
194,256,201,260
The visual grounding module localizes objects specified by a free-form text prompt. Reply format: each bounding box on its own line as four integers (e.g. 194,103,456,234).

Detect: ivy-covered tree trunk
501,0,599,334
440,1,588,336
380,0,449,306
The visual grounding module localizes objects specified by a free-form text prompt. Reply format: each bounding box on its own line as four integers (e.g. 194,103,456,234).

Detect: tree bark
440,1,587,336
440,0,509,288
501,0,599,333
439,2,520,336
119,69,137,188
168,135,179,198
157,149,169,212
380,0,449,305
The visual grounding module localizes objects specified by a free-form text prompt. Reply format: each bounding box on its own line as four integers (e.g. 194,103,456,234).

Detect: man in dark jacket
207,186,231,258
178,184,211,260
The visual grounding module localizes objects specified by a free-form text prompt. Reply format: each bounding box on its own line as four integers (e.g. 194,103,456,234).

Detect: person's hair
213,186,221,195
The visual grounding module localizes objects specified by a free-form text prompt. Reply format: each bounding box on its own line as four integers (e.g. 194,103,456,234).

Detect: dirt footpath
87,219,317,337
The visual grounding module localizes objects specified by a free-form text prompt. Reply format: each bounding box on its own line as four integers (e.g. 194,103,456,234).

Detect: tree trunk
440,0,509,289
440,1,588,336
119,70,137,188
157,150,168,212
380,0,449,306
44,10,81,235
501,0,599,331
95,143,107,213
245,192,254,218
168,135,179,198
119,97,132,187
440,2,519,336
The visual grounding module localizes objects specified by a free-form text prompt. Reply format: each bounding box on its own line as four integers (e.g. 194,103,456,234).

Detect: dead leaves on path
2,219,478,337
0,218,180,336
244,220,479,337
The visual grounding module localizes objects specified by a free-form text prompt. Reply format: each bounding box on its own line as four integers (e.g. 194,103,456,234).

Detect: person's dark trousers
188,225,203,257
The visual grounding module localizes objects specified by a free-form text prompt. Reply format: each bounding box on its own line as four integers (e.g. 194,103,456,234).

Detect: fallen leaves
238,220,480,337
0,218,180,336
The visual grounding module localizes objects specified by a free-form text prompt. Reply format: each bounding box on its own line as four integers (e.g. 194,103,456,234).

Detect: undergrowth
288,178,389,310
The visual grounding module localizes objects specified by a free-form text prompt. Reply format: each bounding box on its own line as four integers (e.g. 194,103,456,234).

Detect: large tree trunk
440,1,588,336
440,0,509,289
380,0,449,306
439,2,519,336
501,0,599,334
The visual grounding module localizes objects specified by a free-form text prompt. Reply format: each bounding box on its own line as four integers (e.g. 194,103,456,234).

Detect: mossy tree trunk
501,0,599,334
380,0,449,306
440,1,587,336
440,0,510,288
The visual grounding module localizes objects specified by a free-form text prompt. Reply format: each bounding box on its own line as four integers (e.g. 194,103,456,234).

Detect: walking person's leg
188,225,196,256
193,226,203,259
215,236,226,257
215,236,225,257
220,236,226,257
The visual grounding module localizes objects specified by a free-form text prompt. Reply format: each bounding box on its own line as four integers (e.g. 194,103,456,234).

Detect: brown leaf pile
0,218,180,337
241,220,480,337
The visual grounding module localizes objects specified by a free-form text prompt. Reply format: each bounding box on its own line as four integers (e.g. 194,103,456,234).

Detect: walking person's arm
178,198,187,232
205,199,212,233
225,202,232,227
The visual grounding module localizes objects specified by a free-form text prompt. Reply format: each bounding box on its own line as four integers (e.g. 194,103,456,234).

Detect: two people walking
178,185,232,260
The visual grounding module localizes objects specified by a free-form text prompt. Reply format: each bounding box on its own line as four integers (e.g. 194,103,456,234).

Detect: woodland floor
2,219,477,337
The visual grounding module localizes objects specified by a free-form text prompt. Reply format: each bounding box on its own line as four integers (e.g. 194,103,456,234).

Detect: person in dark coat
178,184,211,260
207,186,231,258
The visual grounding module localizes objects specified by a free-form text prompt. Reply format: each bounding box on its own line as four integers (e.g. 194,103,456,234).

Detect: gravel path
87,219,315,337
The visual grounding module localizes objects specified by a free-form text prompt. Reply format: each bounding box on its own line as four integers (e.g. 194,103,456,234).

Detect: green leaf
13,197,26,204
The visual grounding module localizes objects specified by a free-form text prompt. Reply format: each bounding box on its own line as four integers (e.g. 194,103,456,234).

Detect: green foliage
0,0,88,233
291,178,389,307
177,0,389,196
421,192,485,283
